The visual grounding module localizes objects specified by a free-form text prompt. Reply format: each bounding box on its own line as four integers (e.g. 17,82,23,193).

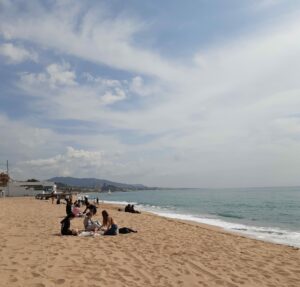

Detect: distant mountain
48,176,149,191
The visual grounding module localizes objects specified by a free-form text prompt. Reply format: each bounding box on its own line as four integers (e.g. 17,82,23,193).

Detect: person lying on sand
118,227,138,234
83,212,101,232
60,213,78,236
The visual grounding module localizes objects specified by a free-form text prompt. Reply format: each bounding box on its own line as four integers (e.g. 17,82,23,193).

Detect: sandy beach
0,197,299,287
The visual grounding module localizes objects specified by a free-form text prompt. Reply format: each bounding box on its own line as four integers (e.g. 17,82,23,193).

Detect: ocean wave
136,204,300,248
216,212,244,219
101,200,138,206
93,198,300,248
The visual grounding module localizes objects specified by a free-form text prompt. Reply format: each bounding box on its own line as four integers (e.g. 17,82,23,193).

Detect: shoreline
100,199,300,249
0,197,300,287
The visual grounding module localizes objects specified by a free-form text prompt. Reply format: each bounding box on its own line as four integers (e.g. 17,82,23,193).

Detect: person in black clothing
125,204,141,214
60,213,78,236
130,205,141,214
74,200,81,208
65,197,73,216
83,201,97,215
125,204,130,212
119,227,138,234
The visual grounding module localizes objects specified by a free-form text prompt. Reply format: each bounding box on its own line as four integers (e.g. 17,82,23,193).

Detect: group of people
124,204,141,214
60,196,137,236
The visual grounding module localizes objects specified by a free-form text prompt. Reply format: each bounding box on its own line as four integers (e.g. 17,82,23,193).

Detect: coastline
0,197,300,287
94,187,300,249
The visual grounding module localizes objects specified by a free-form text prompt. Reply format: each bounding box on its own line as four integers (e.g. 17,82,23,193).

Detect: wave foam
136,204,300,248
91,198,300,248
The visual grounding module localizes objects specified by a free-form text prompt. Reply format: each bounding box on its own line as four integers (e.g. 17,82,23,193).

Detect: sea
88,187,300,247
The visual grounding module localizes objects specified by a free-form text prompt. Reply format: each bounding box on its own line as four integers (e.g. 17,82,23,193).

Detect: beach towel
79,231,101,237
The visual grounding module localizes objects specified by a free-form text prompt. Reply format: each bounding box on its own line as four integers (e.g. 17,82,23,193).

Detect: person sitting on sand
60,213,78,236
125,204,130,212
125,204,141,214
83,212,101,232
101,210,118,236
72,205,83,217
130,204,141,214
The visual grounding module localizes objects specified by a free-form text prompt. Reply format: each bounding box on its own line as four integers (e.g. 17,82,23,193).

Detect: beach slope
0,197,299,287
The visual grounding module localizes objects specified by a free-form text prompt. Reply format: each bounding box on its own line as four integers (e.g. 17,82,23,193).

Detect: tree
0,173,9,186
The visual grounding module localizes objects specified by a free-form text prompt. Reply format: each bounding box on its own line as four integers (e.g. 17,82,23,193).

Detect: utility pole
6,160,9,197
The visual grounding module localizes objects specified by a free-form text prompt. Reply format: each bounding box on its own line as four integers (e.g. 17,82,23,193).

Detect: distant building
4,181,55,197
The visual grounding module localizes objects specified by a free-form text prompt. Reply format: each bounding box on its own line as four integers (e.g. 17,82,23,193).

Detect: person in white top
83,212,101,232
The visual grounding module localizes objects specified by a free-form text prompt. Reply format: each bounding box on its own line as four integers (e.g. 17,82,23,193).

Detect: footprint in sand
9,277,18,283
32,272,41,278
54,278,66,285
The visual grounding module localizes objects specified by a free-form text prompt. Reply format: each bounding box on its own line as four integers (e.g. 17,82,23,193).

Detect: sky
1,0,300,188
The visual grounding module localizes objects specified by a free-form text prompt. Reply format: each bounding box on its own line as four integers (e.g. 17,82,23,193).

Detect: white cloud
46,63,77,86
0,1,181,79
255,0,283,9
19,63,130,110
0,114,59,171
0,113,131,180
83,73,122,88
2,2,300,187
17,146,125,180
23,146,104,167
0,42,38,63
130,76,143,92
20,62,76,88
102,88,126,105
272,116,300,136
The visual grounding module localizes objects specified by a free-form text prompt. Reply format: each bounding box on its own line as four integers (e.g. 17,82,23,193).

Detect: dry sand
0,197,300,287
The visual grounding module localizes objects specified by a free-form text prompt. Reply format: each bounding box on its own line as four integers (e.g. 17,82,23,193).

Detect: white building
4,181,55,197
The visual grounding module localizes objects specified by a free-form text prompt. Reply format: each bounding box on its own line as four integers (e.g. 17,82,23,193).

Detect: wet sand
0,197,299,287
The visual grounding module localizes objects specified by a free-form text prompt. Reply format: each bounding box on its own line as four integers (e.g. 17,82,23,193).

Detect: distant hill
48,176,149,191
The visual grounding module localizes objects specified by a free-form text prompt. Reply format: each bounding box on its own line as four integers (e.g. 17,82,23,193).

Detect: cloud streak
0,42,38,63
0,1,181,79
